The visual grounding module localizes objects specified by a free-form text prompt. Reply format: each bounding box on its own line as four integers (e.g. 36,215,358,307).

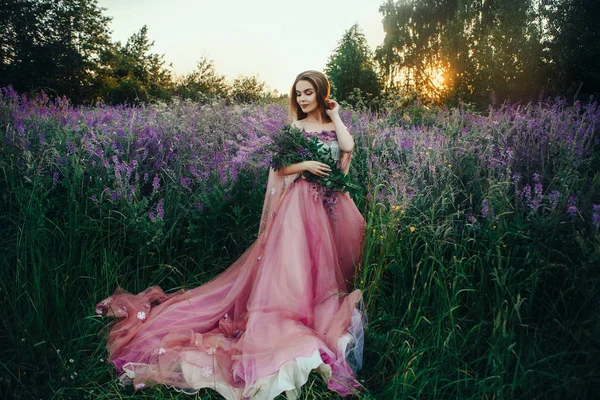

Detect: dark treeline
1,0,599,109
0,0,276,106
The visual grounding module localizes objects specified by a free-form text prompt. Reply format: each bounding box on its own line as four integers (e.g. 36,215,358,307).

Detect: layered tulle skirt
95,177,366,399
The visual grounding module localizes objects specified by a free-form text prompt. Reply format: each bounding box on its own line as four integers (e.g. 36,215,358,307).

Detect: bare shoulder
291,120,303,130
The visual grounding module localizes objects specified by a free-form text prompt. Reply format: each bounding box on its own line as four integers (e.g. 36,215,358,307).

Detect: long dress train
95,129,366,399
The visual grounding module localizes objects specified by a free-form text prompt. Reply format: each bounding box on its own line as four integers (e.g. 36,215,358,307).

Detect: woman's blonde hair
289,70,332,123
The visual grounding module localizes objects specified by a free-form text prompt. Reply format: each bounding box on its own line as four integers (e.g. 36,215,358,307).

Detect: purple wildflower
111,190,122,202
481,199,490,219
152,176,160,193
189,165,198,178
156,200,164,221
194,202,204,212
180,176,192,190
534,183,543,199
522,185,532,203
127,160,136,181
296,146,310,159
400,138,413,150
592,205,600,229
512,173,520,186
52,171,59,185
567,196,578,217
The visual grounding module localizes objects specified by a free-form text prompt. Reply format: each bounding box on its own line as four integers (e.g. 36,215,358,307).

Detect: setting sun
422,63,452,102
433,70,445,87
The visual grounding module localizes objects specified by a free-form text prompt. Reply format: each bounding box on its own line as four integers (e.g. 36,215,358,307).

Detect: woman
95,70,366,399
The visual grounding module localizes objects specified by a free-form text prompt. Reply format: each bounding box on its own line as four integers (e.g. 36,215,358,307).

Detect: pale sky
97,0,386,94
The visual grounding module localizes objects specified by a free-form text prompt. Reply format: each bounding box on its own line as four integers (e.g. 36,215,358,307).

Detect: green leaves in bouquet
269,124,310,170
269,124,359,196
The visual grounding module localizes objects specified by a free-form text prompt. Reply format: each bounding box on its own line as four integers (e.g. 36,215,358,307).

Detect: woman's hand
303,161,331,177
325,99,340,117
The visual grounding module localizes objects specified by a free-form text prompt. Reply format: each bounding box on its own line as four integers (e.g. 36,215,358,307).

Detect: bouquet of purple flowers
268,124,358,195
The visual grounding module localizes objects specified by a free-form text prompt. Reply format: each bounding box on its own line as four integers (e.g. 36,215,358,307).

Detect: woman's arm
276,161,307,176
276,161,331,177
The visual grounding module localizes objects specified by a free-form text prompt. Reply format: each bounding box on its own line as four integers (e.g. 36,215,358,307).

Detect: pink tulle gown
95,129,366,399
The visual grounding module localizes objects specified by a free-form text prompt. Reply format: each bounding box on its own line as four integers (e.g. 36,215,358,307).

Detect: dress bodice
302,129,341,161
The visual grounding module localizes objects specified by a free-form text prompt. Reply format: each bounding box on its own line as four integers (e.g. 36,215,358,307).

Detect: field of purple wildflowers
1,86,599,399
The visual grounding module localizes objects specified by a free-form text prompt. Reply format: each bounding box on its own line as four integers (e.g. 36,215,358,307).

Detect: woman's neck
306,107,335,124
301,112,332,130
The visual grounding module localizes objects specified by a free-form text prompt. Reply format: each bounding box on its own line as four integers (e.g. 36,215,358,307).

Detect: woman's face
295,80,318,114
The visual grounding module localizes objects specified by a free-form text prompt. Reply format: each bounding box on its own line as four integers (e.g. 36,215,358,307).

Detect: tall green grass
1,94,599,399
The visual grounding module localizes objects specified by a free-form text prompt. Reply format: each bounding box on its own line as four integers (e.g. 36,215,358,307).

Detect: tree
376,0,546,107
543,0,600,100
0,0,113,103
175,56,229,103
98,25,173,105
230,75,268,104
324,23,382,109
